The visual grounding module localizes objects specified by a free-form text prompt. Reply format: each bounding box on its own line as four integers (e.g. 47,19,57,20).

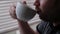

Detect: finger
9,6,15,14
13,2,17,8
9,6,15,17
9,2,17,13
12,4,17,18
9,4,17,19
13,7,17,19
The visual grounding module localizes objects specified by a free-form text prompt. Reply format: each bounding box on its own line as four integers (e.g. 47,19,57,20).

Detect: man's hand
9,3,17,19
9,1,28,23
9,1,27,19
9,2,39,34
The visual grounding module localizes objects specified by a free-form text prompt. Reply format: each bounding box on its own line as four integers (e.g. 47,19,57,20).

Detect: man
9,0,60,34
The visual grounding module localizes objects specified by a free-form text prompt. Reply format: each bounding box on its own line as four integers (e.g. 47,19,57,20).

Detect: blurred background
0,0,41,34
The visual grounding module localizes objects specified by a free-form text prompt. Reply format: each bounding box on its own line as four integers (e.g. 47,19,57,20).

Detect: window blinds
0,0,40,34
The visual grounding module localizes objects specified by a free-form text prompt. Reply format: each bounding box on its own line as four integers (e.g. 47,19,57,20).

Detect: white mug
16,2,36,22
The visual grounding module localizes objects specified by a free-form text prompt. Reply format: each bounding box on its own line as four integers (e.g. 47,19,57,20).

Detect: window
0,0,40,34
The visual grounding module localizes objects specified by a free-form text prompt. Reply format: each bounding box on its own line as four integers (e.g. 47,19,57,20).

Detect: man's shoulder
37,21,49,29
36,21,49,34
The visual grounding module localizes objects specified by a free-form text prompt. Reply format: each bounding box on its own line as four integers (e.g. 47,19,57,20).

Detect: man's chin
39,14,54,22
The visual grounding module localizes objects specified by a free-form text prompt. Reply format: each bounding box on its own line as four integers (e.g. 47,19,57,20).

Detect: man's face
37,0,60,22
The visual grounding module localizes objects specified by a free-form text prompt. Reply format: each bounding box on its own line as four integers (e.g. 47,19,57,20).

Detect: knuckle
9,4,17,19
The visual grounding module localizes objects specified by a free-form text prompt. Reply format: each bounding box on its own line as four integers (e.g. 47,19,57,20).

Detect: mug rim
17,2,36,11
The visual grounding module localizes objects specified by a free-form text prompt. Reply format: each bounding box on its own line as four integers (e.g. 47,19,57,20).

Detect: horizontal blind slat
0,16,11,20
0,20,17,26
0,1,18,33
0,25,18,33
0,13,9,17
0,22,17,29
0,18,17,23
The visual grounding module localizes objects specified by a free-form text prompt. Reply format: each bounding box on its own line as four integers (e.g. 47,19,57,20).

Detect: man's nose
23,1,27,4
34,0,40,6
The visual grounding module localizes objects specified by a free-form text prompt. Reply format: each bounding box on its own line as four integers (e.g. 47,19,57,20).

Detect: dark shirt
36,21,60,34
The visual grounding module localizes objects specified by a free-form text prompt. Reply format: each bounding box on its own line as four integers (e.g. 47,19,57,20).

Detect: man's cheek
40,0,48,11
40,0,55,11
